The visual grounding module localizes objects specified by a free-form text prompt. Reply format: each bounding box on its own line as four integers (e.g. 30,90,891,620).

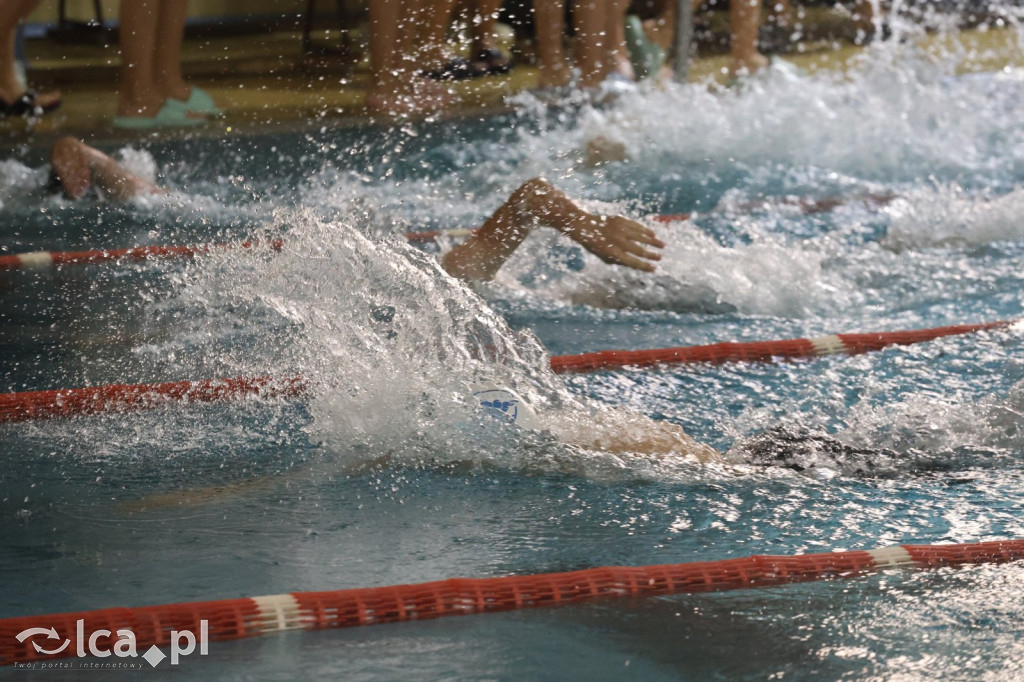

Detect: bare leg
0,0,60,109
729,0,769,76
767,0,792,28
852,0,881,42
118,0,163,117
414,0,459,73
535,0,571,88
152,0,190,102
366,0,404,112
608,0,635,80
366,0,452,115
0,0,36,97
471,0,504,54
572,0,610,89
0,26,24,101
441,178,663,281
51,137,162,202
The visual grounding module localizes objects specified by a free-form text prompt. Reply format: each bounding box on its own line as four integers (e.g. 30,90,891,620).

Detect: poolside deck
4,7,1023,148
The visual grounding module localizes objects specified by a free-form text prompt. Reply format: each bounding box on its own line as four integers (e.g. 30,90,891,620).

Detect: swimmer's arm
545,406,721,464
586,417,720,464
441,178,664,282
51,137,165,202
85,147,165,202
119,454,392,513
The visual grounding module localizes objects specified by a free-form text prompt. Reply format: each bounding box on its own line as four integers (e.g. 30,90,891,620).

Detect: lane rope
2,537,1022,666
0,231,470,271
548,320,1012,372
0,321,1011,424
0,376,308,424
0,241,286,271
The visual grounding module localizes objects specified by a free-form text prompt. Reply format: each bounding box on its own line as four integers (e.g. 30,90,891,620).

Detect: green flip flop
113,101,206,129
167,86,223,117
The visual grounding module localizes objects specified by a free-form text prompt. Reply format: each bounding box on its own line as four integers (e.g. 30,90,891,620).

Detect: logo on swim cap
475,389,521,423
471,387,540,430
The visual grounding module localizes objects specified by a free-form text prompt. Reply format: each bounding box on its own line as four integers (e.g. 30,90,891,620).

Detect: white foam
884,185,1024,249
0,159,47,208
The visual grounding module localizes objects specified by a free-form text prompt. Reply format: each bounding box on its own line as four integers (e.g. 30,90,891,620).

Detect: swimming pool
4,36,1024,679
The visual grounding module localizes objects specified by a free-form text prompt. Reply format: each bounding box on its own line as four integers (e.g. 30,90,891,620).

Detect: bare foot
0,86,62,115
50,137,92,200
612,52,636,82
29,89,62,111
117,92,166,119
729,53,770,78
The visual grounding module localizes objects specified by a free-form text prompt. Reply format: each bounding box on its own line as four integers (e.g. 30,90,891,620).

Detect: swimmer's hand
560,214,665,273
441,178,664,282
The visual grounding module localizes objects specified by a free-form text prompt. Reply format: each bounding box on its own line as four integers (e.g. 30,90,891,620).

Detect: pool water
4,37,1024,679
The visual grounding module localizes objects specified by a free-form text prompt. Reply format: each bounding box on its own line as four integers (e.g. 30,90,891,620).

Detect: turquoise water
4,41,1024,679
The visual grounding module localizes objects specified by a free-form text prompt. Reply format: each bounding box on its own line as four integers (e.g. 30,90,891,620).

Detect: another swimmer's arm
84,146,165,202
51,137,164,202
441,179,537,281
441,178,664,281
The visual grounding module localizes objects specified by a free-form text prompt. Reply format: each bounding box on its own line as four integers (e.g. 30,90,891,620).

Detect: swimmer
44,140,710,466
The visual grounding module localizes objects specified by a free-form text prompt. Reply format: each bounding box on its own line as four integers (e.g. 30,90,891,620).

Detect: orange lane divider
549,320,1013,372
0,240,286,271
0,230,478,271
2,537,1023,666
0,376,308,424
0,321,1012,424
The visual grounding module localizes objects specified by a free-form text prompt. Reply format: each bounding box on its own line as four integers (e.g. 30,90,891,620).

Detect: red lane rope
2,538,1022,666
0,322,1011,424
0,376,307,424
0,241,285,271
549,321,1012,372
0,229,477,271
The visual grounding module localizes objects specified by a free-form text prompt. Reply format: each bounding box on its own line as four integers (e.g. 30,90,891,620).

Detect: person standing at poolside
115,0,221,128
535,0,635,90
0,0,61,117
416,0,514,81
366,0,455,115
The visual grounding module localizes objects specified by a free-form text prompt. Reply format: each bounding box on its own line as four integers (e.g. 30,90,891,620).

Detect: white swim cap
471,387,542,431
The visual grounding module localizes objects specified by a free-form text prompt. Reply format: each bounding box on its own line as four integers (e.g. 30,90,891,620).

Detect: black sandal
0,90,62,118
474,48,512,76
421,57,484,82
